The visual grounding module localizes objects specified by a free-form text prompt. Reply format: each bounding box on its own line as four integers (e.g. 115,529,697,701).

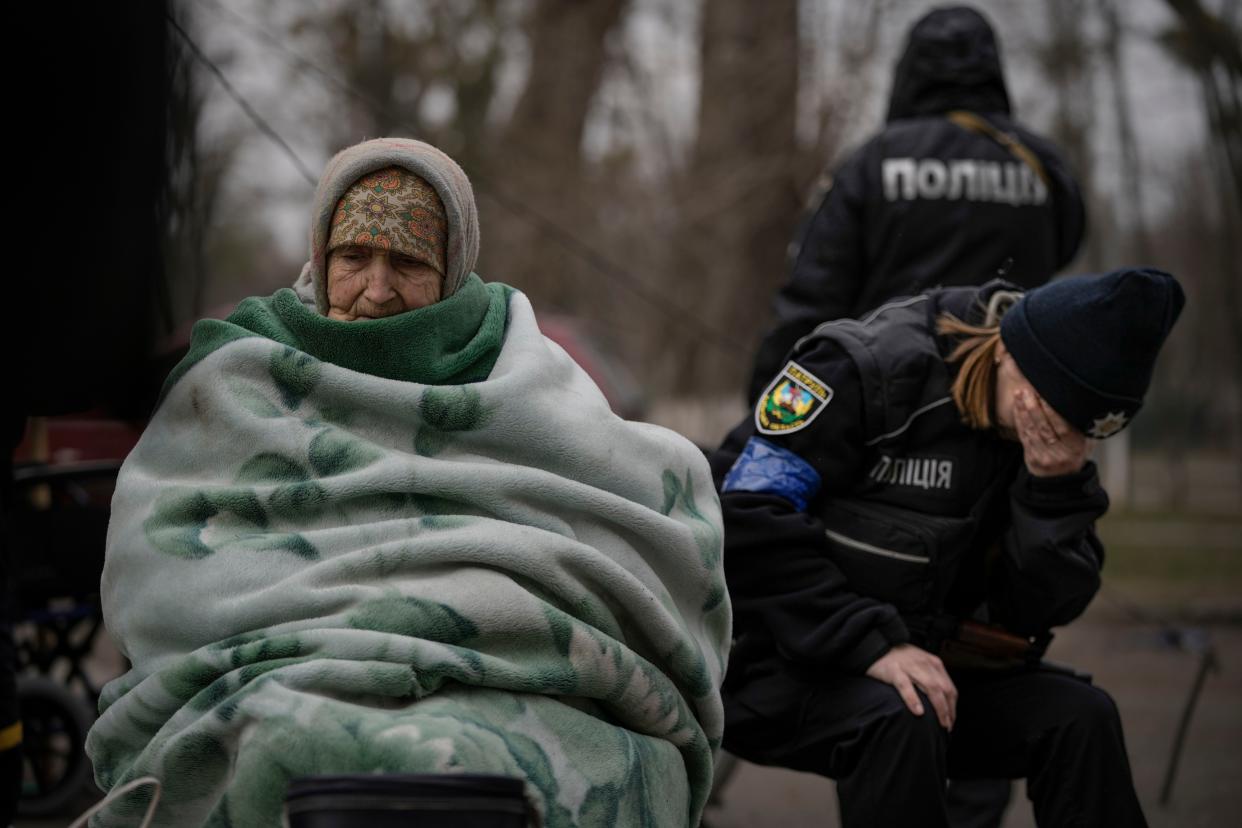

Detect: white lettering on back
883,158,918,201
882,158,1047,205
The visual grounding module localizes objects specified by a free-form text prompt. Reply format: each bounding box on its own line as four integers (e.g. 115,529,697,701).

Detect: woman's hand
1014,388,1090,477
865,644,957,730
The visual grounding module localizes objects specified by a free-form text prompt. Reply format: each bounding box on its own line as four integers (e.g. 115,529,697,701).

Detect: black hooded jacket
748,6,1086,402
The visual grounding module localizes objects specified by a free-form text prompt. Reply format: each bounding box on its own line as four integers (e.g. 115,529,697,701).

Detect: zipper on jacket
824,528,931,564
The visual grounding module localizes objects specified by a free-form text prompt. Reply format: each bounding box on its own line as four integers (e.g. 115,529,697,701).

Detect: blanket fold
88,287,729,828
164,273,508,400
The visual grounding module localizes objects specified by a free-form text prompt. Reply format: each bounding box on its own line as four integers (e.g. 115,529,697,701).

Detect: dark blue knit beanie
999,268,1184,438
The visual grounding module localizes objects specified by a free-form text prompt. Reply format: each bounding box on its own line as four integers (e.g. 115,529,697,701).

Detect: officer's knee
1075,684,1123,734
874,689,947,747
1044,679,1124,742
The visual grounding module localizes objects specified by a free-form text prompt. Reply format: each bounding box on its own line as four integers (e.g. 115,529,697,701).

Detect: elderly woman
713,268,1182,827
87,139,729,826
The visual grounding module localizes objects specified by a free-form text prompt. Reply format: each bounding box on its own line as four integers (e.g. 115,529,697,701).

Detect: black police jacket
713,281,1109,676
748,7,1086,402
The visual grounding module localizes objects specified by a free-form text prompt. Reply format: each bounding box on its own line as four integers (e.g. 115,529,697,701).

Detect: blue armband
721,437,822,511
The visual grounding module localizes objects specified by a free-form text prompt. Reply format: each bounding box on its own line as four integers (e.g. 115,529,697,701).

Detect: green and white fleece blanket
87,277,730,827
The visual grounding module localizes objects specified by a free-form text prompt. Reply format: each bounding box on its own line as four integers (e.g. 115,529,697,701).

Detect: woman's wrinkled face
326,245,443,321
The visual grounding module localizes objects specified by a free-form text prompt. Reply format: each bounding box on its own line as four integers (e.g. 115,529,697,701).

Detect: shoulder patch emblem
756,361,834,435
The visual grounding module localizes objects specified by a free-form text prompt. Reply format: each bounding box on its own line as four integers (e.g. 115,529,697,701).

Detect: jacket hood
886,6,1011,122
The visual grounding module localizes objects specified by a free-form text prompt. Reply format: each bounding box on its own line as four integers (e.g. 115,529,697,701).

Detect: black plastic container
285,774,529,828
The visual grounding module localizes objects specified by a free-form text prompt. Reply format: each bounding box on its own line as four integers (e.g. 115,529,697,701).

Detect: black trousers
723,662,1147,828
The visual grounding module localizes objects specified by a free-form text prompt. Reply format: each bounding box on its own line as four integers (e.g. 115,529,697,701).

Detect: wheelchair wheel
17,675,96,817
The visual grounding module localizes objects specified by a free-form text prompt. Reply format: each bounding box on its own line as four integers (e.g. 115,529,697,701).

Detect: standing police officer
714,269,1181,827
749,5,1085,403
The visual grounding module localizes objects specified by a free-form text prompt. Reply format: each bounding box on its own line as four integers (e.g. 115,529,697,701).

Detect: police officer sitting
712,269,1182,827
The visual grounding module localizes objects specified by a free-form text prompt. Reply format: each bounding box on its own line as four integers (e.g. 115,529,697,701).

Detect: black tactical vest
798,284,1022,633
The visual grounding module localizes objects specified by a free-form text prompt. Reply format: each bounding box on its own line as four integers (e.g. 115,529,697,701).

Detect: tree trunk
1164,0,1242,209
1039,0,1100,270
668,0,801,393
482,0,627,306
1098,0,1152,261
503,0,626,168
1162,0,1242,450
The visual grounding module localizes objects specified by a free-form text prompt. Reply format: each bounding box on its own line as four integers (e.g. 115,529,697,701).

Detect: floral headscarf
327,166,448,274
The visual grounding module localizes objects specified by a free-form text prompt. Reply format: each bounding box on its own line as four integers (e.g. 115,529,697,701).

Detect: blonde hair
936,290,1022,431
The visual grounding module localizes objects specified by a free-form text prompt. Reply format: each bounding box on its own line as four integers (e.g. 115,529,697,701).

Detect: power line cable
166,10,318,187
200,0,394,135
188,1,747,356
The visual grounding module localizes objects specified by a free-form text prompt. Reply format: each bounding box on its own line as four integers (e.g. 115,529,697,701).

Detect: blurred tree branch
1098,0,1152,261
282,0,508,170
1160,0,1242,210
1147,0,1242,453
165,2,245,327
1037,0,1100,269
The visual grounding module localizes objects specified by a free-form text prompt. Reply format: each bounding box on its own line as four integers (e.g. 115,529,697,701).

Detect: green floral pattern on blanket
89,292,729,827
415,385,491,457
269,346,322,410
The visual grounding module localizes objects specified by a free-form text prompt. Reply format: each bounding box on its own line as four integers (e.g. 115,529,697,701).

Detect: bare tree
165,2,246,326
1161,0,1242,209
483,0,628,305
1098,0,1152,261
1158,0,1242,452
501,0,626,169
668,0,801,392
282,0,508,170
1036,0,1101,269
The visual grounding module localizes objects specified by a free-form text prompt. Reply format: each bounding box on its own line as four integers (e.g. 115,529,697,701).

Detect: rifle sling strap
947,109,1052,189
